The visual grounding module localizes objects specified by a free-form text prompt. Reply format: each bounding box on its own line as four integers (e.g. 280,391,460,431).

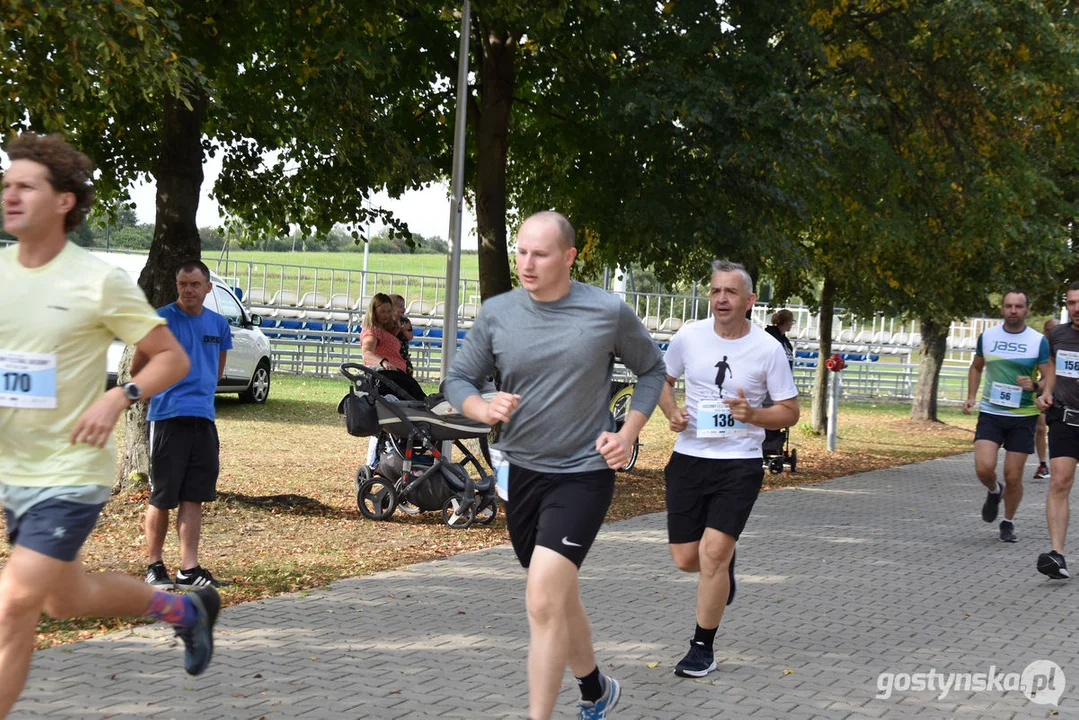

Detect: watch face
124,383,140,401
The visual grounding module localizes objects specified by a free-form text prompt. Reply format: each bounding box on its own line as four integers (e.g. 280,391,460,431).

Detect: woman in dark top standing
765,309,795,370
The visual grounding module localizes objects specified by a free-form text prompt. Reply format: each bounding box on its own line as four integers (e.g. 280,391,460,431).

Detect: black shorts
1046,406,1079,460
505,465,615,569
149,417,220,509
665,452,763,545
974,413,1037,454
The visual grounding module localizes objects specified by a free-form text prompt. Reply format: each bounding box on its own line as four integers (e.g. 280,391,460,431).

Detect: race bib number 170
0,350,58,409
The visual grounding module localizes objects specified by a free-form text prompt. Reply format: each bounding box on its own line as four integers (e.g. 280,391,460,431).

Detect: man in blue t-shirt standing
133,259,233,590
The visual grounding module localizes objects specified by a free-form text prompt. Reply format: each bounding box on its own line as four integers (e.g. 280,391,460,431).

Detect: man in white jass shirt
658,260,799,678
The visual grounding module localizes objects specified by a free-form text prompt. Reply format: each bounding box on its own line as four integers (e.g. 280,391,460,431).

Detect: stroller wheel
769,457,784,475
474,495,498,525
789,449,798,473
357,474,398,521
441,496,476,529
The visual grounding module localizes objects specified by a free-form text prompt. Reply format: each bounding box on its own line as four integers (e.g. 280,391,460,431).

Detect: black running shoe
145,561,174,589
1037,551,1070,579
999,520,1017,543
981,485,1003,523
675,640,717,678
727,549,736,606
175,587,220,676
175,566,229,590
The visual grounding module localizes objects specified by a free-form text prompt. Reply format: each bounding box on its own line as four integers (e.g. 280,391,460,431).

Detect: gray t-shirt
444,282,666,473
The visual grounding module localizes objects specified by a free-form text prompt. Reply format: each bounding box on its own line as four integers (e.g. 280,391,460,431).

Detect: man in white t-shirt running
657,260,799,678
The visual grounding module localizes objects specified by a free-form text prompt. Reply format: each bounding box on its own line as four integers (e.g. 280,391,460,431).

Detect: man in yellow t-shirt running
0,134,214,718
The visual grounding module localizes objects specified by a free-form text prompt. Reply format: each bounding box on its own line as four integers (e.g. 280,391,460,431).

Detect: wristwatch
121,382,142,404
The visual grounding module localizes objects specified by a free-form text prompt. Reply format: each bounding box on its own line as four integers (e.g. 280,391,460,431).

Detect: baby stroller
762,427,797,475
338,363,497,529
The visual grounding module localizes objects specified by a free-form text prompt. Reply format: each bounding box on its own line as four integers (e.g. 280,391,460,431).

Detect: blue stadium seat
275,319,304,339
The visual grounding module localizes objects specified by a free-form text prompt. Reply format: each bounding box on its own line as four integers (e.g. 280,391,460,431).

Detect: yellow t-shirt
0,243,164,487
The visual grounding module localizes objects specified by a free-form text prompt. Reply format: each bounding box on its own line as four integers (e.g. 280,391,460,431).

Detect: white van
95,252,273,403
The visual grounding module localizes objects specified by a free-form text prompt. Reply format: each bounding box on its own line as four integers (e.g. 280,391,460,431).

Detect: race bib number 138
696,399,748,438
0,350,58,409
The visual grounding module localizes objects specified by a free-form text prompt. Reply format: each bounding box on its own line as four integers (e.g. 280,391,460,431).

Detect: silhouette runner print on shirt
715,355,732,393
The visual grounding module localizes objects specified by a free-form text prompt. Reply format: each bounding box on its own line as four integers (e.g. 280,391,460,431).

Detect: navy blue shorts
4,499,105,562
974,413,1037,454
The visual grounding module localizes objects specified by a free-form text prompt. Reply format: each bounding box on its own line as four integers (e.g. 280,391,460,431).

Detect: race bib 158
1057,349,1079,379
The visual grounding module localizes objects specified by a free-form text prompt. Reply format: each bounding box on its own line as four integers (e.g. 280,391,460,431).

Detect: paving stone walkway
11,453,1077,718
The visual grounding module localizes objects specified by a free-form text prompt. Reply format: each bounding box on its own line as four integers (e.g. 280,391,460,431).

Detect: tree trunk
116,90,208,492
911,317,948,421
811,276,836,435
473,26,515,301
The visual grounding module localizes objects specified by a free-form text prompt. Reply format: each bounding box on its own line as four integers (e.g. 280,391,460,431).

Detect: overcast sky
127,152,479,249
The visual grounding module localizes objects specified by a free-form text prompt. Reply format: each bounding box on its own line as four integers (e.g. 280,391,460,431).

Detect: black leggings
377,369,426,400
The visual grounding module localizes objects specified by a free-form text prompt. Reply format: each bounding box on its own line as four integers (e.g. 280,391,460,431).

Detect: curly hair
4,133,94,233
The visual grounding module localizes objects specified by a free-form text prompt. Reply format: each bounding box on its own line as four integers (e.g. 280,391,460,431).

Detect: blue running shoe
174,587,220,676
578,674,620,719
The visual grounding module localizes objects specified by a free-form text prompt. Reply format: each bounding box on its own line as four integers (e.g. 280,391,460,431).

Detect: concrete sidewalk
11,453,1077,718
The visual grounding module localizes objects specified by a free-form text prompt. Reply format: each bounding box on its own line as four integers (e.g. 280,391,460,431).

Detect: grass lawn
205,251,482,309
212,250,479,278
9,375,978,648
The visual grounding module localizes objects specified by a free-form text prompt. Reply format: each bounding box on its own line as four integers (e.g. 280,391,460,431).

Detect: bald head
1045,317,1059,335
518,211,575,250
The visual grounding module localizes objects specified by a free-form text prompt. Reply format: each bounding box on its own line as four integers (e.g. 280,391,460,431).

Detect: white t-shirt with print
664,321,798,459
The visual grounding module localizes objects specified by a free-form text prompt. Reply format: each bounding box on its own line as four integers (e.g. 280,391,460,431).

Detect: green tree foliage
510,1,829,288
783,0,1079,421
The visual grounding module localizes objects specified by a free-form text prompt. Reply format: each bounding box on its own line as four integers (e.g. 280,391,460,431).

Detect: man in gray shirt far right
445,211,666,720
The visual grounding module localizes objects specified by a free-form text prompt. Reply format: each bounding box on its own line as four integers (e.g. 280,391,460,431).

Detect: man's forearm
657,382,679,419
459,394,489,424
617,409,650,443
750,401,800,431
131,347,189,398
967,368,982,402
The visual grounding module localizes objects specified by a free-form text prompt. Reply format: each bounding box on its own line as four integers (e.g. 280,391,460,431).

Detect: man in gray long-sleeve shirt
445,211,666,720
